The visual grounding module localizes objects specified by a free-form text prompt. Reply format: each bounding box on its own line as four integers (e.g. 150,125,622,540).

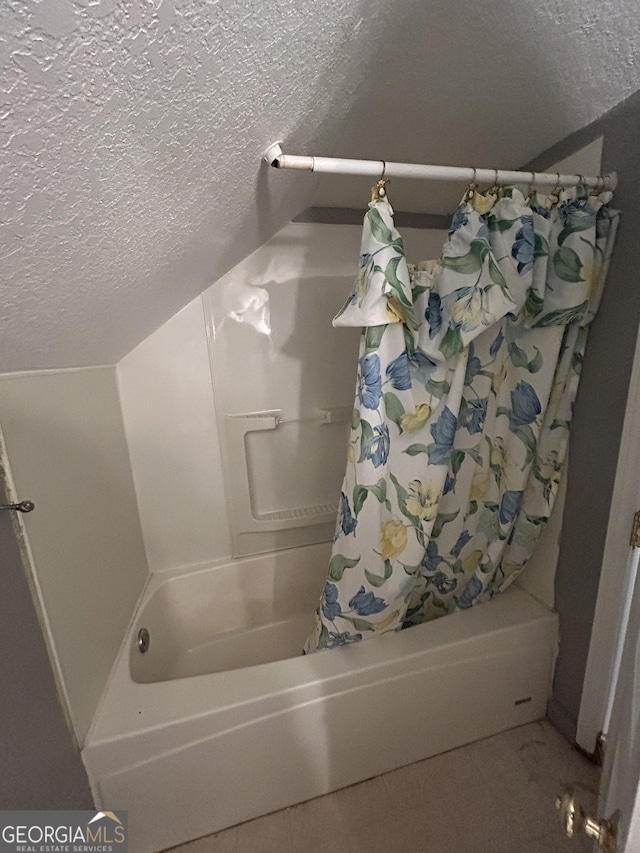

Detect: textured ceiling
2,0,640,371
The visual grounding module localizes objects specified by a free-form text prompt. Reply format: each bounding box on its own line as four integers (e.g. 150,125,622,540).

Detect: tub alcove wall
75,145,594,852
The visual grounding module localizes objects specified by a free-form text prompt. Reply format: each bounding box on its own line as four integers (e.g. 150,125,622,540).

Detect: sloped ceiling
2,0,640,371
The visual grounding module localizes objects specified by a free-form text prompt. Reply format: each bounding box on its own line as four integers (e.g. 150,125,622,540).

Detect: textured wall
2,0,640,371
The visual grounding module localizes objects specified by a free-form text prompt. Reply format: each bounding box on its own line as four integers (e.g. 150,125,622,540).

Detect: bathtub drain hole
137,628,150,654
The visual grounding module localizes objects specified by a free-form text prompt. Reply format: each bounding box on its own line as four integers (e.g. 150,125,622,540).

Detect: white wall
117,221,450,574
0,367,148,744
117,298,231,572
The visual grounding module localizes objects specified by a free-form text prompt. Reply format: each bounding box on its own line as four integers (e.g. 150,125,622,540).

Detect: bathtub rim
85,550,558,751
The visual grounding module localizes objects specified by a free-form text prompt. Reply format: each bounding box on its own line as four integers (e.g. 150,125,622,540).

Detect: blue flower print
408,349,437,385
511,216,535,274
489,327,504,358
432,571,457,594
596,206,611,240
322,583,341,621
338,492,357,537
559,198,595,232
386,351,411,391
510,380,541,427
458,574,484,609
326,630,362,649
358,353,383,410
530,202,550,220
421,539,443,573
349,586,387,616
429,406,457,464
425,292,442,339
460,398,488,435
464,343,482,385
477,213,491,243
448,206,468,239
499,490,523,524
362,423,390,468
443,473,456,495
451,529,472,558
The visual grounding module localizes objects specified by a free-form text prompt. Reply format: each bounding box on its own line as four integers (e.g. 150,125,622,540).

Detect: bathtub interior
130,542,331,682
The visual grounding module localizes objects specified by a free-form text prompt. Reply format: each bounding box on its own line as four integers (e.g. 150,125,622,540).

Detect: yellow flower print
372,609,401,632
444,287,496,333
472,191,496,215
489,436,508,469
347,444,355,464
492,362,508,395
406,479,440,521
380,520,408,562
401,403,431,433
385,296,407,323
461,549,484,574
581,255,603,300
470,470,491,502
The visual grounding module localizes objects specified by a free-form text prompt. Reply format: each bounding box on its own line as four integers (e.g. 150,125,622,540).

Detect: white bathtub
83,542,559,853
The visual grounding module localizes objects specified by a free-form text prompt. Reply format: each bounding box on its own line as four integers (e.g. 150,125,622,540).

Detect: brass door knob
556,790,618,853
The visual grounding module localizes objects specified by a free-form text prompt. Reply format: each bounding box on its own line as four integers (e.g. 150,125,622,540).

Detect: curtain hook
371,161,390,203
465,167,477,202
549,173,563,206
527,171,537,200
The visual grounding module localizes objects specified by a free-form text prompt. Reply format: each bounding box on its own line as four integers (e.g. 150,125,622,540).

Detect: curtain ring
371,161,390,202
465,167,477,202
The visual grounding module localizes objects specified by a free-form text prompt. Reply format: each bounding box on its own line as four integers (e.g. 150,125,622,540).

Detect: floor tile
235,810,293,853
164,827,237,852
163,718,601,853
335,775,390,834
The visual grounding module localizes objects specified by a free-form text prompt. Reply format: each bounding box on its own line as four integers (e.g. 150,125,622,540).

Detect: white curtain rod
263,142,617,191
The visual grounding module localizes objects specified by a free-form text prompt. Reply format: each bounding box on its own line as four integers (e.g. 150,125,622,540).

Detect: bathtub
83,542,559,853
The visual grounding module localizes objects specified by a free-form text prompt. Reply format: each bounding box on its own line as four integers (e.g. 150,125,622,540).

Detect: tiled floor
164,719,599,853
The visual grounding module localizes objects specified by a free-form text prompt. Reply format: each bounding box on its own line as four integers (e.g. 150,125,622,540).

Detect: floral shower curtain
304,181,619,653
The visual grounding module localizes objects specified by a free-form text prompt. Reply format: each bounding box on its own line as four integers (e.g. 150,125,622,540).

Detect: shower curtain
304,181,619,653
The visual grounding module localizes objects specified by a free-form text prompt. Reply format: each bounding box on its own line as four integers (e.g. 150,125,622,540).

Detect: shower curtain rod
263,142,617,191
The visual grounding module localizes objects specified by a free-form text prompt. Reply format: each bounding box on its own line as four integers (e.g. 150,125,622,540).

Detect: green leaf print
428,378,451,398
384,257,413,308
368,207,395,245
353,485,369,516
328,554,360,582
488,254,508,290
365,560,393,588
365,325,386,353
525,289,544,319
441,239,488,274
488,218,516,233
403,443,430,456
553,247,584,282
451,448,466,475
431,509,460,538
358,419,374,463
368,478,388,502
344,616,376,632
440,326,464,359
534,233,550,258
384,391,406,431
528,347,543,373
533,300,589,327
509,341,529,368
